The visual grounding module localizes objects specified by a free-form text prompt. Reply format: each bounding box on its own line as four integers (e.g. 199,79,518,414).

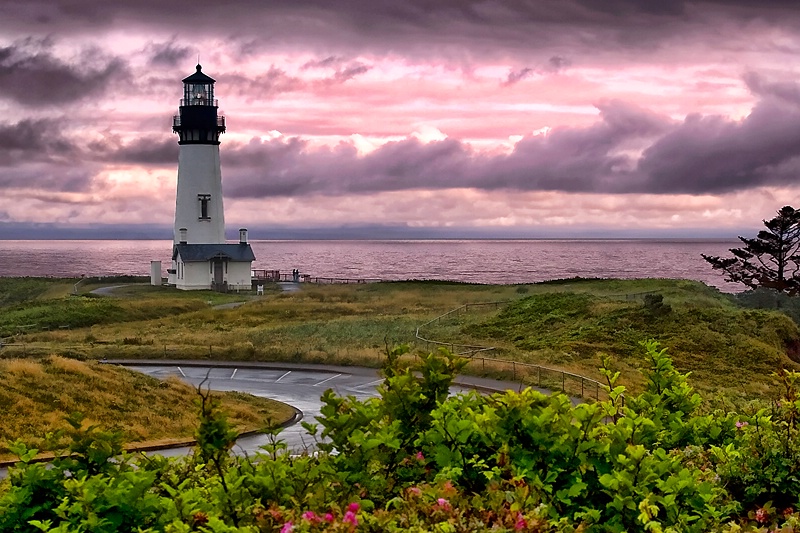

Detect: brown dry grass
0,357,295,461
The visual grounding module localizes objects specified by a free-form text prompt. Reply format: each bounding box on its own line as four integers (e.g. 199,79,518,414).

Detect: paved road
0,361,536,477
127,363,385,456
117,360,529,457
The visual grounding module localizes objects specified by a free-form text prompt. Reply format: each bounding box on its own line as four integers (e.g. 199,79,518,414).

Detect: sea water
0,239,741,291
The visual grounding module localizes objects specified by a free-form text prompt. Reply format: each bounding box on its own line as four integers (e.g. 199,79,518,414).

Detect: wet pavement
127,363,386,456
117,360,527,458
0,361,537,477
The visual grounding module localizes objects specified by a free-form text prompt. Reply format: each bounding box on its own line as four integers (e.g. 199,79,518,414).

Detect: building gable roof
173,243,255,262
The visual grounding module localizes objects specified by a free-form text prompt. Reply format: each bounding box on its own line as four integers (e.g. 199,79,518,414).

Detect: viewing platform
251,269,381,285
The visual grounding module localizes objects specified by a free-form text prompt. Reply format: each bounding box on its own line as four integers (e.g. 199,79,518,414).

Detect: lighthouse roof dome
182,64,216,84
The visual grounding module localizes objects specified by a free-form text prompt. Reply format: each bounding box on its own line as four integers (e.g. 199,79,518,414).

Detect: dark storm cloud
223,67,305,98
0,39,126,106
547,56,571,71
0,162,93,192
503,57,570,86
88,136,177,165
147,40,192,67
503,68,533,86
6,1,800,60
302,56,344,70
637,99,800,193
0,119,94,191
331,62,371,83
0,119,77,164
299,57,371,83
221,96,800,198
743,72,800,105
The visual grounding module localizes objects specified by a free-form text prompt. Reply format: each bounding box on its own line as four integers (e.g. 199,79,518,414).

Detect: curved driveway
113,360,527,457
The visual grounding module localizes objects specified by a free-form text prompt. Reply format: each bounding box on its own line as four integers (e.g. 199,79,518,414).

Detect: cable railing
415,301,607,401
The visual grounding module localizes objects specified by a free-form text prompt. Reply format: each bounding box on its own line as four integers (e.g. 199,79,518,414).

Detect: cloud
331,61,371,83
147,39,192,67
503,56,571,86
547,55,571,71
6,1,799,63
223,66,305,98
300,57,372,83
0,38,126,106
503,67,533,86
0,119,77,165
743,71,800,105
88,136,177,165
0,162,94,192
302,56,344,69
218,96,800,198
637,99,800,193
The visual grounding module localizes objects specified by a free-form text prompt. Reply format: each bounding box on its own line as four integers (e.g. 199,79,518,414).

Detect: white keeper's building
167,64,255,291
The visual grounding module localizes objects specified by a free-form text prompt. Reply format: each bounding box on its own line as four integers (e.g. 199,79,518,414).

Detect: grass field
2,277,798,400
0,355,295,461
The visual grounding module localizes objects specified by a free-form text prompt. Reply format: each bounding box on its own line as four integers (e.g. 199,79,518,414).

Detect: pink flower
755,507,769,524
324,512,335,522
302,511,319,522
343,510,358,526
436,498,451,511
347,502,360,513
515,512,527,530
408,487,422,496
416,451,425,461
736,421,749,429
280,522,293,533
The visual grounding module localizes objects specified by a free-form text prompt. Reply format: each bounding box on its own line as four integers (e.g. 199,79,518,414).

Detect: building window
198,194,211,220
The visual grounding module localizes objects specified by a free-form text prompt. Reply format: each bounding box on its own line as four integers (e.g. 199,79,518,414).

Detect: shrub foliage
2,344,800,532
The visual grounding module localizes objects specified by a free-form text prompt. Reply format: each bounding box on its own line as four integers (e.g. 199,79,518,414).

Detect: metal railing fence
415,300,608,401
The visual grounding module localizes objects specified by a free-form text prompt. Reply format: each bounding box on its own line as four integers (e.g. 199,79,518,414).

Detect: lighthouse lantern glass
185,82,213,106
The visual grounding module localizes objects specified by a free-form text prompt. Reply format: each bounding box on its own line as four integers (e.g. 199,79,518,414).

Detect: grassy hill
0,356,295,461
455,279,800,398
2,277,799,399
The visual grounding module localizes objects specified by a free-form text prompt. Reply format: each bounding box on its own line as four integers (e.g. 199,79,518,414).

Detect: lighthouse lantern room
167,64,254,291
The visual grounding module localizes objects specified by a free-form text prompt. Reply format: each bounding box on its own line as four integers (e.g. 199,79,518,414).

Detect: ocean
0,239,741,291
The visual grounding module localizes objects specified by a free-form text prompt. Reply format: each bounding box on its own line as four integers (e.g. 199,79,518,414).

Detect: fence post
209,345,212,357
512,361,516,381
562,372,565,393
537,366,541,387
482,358,485,372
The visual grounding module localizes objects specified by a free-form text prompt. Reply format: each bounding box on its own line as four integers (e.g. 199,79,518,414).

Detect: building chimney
179,228,188,244
239,228,248,244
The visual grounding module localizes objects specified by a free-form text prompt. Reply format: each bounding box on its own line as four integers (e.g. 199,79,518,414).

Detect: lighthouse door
212,259,225,292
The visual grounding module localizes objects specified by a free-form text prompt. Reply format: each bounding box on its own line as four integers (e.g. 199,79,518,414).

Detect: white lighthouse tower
167,64,254,291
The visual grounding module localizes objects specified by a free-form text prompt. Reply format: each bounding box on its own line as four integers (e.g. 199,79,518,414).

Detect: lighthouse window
198,194,211,220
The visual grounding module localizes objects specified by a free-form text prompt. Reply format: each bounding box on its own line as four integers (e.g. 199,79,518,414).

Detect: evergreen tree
702,205,800,295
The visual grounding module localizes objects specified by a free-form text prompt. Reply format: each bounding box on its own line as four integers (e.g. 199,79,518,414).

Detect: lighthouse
167,64,254,291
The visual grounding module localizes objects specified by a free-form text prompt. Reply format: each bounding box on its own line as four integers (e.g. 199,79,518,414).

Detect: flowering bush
1,342,799,532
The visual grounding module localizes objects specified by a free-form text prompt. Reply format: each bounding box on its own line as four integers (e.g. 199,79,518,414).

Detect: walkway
111,359,536,457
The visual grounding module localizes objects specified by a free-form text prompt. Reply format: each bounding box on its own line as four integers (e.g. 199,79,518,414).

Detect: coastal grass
0,278,77,307
451,281,799,398
0,356,295,462
4,277,799,398
0,278,256,338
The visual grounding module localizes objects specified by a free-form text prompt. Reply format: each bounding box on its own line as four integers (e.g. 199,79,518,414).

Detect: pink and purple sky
1,0,799,239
